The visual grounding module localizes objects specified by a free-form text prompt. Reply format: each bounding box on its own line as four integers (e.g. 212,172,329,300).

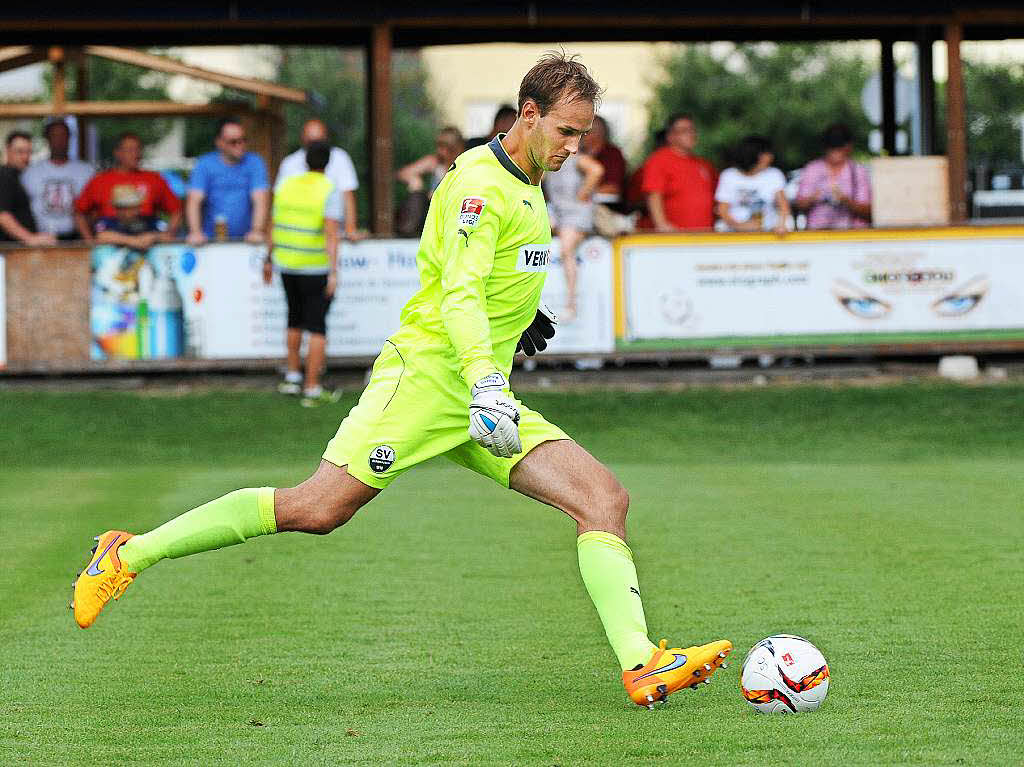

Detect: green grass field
2,383,1022,765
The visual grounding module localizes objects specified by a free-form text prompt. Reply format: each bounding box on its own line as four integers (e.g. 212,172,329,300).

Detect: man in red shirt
74,132,181,242
639,114,716,231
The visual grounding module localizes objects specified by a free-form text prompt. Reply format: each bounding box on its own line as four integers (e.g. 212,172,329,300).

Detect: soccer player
71,52,732,708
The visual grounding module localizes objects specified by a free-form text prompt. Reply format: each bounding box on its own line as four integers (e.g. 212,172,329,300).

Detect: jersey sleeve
436,171,507,388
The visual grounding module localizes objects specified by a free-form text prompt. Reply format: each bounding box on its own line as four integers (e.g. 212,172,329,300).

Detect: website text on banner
90,238,614,361
621,231,1024,345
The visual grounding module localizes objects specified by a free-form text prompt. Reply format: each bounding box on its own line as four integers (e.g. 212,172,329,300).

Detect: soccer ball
740,634,830,713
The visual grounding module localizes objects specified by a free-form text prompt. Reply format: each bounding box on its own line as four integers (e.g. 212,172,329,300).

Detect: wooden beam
83,45,308,104
0,101,255,118
945,23,968,224
368,23,394,237
74,48,90,163
0,46,47,74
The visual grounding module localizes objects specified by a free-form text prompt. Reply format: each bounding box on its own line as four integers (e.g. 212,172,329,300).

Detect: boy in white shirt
714,135,789,234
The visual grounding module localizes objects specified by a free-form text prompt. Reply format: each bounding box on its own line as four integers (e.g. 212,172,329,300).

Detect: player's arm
438,188,504,387
437,186,521,457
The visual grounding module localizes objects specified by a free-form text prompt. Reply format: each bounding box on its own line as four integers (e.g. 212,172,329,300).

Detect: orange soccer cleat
623,638,733,709
71,531,137,629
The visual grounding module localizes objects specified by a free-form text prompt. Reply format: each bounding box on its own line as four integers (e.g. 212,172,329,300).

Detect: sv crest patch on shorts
516,244,551,272
459,197,486,226
369,444,396,473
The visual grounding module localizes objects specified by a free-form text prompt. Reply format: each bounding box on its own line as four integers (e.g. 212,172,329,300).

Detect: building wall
420,42,676,161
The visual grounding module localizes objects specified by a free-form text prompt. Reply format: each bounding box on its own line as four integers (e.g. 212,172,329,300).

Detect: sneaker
300,388,342,408
277,381,302,395
622,638,732,709
71,531,137,629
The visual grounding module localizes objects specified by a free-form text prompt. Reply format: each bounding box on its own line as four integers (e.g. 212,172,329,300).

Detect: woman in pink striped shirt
795,123,872,229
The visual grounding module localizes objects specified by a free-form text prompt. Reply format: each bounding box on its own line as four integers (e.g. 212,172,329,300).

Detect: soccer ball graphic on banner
740,634,830,713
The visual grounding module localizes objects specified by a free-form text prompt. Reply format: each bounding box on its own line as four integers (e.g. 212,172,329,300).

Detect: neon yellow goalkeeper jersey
399,135,552,387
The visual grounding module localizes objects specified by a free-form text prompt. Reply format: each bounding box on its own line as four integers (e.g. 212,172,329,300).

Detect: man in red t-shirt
74,132,181,242
638,114,716,231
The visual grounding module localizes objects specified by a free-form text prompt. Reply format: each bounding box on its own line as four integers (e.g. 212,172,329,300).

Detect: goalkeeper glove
516,302,557,356
468,372,522,458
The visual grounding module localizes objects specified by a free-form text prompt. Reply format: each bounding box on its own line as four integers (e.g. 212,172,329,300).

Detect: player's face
529,95,595,173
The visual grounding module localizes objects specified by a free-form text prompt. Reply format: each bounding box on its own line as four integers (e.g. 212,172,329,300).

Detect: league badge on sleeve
460,197,487,226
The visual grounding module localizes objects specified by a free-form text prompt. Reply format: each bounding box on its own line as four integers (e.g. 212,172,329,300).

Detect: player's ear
521,99,539,127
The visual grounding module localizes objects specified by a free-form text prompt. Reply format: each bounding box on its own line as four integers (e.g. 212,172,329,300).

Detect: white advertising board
541,236,616,355
0,255,5,368
622,234,1024,340
90,237,615,361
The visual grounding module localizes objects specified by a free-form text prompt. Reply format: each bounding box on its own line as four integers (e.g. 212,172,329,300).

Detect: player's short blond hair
518,51,603,117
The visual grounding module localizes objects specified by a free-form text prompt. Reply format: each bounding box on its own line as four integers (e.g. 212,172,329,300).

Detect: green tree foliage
647,43,873,171
962,60,1024,168
276,47,441,227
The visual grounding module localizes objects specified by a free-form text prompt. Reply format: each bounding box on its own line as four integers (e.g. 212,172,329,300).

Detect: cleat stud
90,547,97,554
693,670,701,677
646,694,655,703
719,652,726,658
657,684,668,695
704,664,712,671
646,704,655,710
721,662,729,669
704,679,711,685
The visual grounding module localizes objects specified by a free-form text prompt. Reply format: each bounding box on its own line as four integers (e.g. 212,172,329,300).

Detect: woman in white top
714,135,790,235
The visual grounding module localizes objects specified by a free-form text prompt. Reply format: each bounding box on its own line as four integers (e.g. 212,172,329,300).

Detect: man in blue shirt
186,117,269,244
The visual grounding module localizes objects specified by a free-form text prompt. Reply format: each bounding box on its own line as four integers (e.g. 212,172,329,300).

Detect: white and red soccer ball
740,634,830,713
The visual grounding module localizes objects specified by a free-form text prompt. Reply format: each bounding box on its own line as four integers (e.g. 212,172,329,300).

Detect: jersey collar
488,133,534,186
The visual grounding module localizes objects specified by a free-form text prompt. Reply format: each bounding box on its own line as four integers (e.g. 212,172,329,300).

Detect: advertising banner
0,255,5,369
90,237,614,361
622,232,1024,342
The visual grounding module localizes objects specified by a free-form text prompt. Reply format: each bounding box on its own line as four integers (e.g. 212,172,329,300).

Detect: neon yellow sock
119,487,277,573
577,531,657,671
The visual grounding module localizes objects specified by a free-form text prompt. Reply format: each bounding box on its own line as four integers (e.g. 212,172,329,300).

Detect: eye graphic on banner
831,279,892,320
931,275,989,317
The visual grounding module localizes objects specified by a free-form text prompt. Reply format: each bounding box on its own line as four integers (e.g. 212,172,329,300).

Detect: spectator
0,131,55,246
638,114,716,231
186,117,269,245
22,118,94,240
465,104,517,149
74,132,182,243
275,118,359,240
94,185,166,252
715,135,790,234
543,151,603,322
795,123,872,230
264,142,341,408
395,126,464,236
583,115,627,207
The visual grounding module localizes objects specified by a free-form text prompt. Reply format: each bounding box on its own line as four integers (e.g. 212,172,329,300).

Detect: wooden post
880,39,897,155
49,46,66,114
916,29,935,156
368,23,393,237
74,48,90,162
945,22,968,224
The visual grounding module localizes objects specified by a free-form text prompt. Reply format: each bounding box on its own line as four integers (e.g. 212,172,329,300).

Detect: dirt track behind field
2,358,1022,394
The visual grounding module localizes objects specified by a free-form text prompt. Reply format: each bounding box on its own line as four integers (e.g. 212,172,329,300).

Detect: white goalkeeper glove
468,372,522,458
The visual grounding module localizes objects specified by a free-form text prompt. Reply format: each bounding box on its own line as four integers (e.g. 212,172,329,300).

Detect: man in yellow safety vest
264,141,342,407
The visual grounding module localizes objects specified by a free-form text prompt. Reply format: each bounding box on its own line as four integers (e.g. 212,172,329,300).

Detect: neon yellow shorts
323,327,569,490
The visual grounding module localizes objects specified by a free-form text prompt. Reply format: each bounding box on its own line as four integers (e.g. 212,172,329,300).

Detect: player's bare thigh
510,440,629,540
275,459,381,534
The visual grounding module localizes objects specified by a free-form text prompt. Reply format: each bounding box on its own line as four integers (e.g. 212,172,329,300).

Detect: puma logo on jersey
458,228,474,245
522,199,533,211
516,244,551,272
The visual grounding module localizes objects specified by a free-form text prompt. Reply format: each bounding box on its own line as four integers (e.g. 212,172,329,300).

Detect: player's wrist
471,372,508,397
